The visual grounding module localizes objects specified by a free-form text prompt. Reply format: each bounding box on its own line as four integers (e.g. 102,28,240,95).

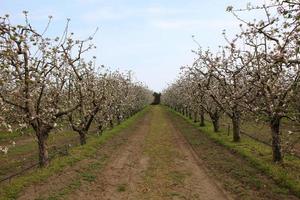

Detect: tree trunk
37,132,49,167
79,131,87,145
270,117,282,162
188,110,192,119
109,120,114,128
193,111,197,122
209,110,220,132
117,115,121,125
98,124,103,135
199,110,205,127
211,117,220,132
231,114,241,142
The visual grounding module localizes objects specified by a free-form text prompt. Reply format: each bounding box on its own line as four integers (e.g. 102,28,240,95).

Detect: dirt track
66,106,231,200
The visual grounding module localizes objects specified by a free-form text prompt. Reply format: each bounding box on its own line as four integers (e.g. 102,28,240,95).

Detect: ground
1,106,299,200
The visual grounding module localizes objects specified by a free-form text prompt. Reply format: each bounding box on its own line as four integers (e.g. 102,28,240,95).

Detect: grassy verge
0,132,23,142
0,128,34,143
0,107,149,200
215,113,300,147
141,106,186,199
167,106,300,198
0,131,83,182
44,155,108,200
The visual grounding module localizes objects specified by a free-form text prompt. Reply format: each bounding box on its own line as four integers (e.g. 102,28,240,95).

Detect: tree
192,44,255,141
228,0,300,161
67,64,105,145
0,14,91,166
152,92,161,105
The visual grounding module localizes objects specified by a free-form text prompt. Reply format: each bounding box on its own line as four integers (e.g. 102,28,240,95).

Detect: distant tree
152,92,161,105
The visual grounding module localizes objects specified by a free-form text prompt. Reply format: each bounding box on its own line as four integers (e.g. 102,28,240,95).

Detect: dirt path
167,113,232,200
67,107,153,200
65,106,231,200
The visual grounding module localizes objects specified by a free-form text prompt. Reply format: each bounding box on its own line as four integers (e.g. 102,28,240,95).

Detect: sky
0,0,268,92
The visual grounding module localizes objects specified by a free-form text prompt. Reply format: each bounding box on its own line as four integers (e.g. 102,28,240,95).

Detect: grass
0,128,33,142
141,106,186,199
168,106,300,198
0,131,78,181
215,113,300,151
0,131,23,142
45,157,108,200
80,172,96,182
117,184,127,192
0,106,149,200
45,179,82,200
168,171,187,185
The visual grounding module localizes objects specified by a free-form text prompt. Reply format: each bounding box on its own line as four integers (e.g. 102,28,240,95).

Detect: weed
117,184,127,192
81,172,96,182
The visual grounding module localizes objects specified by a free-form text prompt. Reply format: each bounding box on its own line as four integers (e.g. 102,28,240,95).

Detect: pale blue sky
0,0,267,91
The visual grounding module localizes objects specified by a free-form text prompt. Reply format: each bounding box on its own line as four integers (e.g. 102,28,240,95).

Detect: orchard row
0,13,152,167
162,0,300,162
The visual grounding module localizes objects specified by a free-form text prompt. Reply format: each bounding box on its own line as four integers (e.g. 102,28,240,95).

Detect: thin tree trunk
199,109,205,127
270,117,282,162
212,118,220,132
232,114,241,142
208,110,220,132
109,120,114,128
193,111,197,122
117,115,121,125
98,124,103,135
37,131,49,167
79,131,87,145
